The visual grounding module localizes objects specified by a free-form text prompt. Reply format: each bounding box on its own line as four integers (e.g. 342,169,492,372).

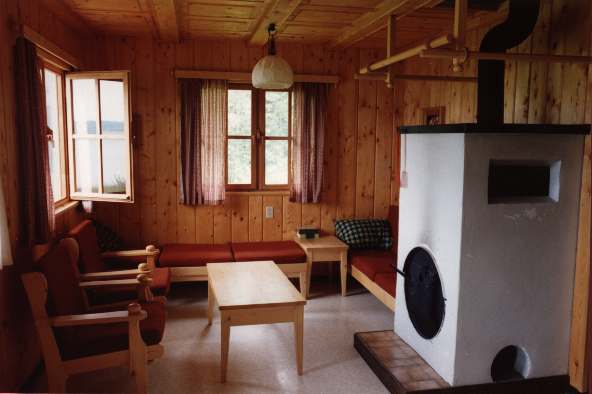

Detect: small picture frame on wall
423,106,446,125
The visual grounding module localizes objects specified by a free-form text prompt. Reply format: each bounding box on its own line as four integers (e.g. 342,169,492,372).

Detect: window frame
65,71,134,203
39,60,69,207
226,85,292,192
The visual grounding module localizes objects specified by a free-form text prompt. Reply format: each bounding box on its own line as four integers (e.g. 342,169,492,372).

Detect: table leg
340,251,348,297
306,253,313,299
207,281,214,325
294,305,304,375
299,270,308,299
221,315,230,383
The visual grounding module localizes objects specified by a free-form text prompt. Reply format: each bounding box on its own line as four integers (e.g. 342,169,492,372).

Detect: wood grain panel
262,195,282,241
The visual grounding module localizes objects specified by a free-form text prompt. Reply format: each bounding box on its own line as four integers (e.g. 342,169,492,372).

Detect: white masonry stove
395,130,584,387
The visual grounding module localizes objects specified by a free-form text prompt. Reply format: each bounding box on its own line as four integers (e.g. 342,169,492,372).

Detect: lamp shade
252,55,294,90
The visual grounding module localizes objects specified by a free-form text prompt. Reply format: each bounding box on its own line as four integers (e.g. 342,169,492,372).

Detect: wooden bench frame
351,265,395,311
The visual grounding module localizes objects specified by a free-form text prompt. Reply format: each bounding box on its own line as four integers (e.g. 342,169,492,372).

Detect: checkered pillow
335,219,392,250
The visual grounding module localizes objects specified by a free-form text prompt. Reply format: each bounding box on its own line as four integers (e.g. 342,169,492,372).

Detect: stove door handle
396,268,406,278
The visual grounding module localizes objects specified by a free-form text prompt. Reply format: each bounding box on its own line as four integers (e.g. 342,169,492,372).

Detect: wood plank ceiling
60,0,503,48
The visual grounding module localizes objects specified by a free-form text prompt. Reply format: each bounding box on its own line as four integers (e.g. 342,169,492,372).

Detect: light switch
265,206,273,219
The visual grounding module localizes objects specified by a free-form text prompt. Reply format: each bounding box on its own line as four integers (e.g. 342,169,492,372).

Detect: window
226,86,291,190
40,63,67,204
65,72,133,202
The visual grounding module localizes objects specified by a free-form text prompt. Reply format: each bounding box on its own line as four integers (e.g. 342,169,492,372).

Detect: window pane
72,79,98,134
227,139,251,184
228,89,251,136
74,139,99,193
265,140,288,185
265,91,289,137
102,139,127,194
44,69,63,200
100,80,125,134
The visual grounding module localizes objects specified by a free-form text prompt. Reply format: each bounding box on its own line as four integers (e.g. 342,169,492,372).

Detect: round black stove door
403,247,445,339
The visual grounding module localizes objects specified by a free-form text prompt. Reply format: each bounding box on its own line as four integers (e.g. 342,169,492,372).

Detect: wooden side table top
294,235,349,251
207,261,306,310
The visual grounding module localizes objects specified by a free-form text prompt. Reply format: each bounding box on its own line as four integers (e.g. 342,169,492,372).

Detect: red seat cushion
68,220,106,273
231,241,306,264
350,250,395,280
159,243,234,267
36,243,86,316
374,272,396,297
56,297,167,360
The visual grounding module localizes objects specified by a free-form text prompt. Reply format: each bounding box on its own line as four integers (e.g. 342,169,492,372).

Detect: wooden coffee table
294,235,349,297
206,261,306,382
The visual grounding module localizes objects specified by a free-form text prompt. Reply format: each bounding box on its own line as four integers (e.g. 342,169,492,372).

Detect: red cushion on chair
56,297,167,360
151,267,171,295
159,243,234,267
231,241,306,264
374,272,397,297
350,250,395,280
68,220,105,273
36,243,86,316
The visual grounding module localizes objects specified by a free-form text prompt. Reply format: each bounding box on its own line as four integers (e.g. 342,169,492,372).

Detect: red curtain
290,82,328,204
14,37,54,245
179,79,227,205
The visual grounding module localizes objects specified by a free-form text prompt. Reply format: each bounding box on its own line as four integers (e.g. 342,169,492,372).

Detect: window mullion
95,78,104,194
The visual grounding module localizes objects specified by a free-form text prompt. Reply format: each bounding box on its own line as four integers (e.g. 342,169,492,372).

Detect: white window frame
65,71,134,202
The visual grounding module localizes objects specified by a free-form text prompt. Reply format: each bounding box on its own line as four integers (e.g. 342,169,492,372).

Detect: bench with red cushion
158,243,234,267
231,241,306,264
345,205,398,308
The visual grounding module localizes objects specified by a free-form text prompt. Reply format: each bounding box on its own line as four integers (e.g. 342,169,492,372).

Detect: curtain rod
174,70,339,84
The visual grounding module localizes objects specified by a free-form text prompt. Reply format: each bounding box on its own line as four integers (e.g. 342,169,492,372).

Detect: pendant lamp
252,23,294,89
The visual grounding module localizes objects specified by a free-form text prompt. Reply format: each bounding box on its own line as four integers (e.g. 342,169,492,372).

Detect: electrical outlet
265,206,273,219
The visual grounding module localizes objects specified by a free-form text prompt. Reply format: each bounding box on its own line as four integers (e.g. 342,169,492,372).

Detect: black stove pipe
477,0,541,125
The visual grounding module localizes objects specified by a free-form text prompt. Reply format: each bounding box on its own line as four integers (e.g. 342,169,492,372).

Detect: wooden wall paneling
320,48,339,233
373,74,394,218
230,194,249,242
114,38,142,247
135,39,159,245
248,195,263,242
229,40,251,72
175,40,197,243
528,0,552,123
262,195,282,241
336,47,358,219
154,42,177,244
301,44,323,229
513,36,533,123
355,48,379,218
213,201,232,243
391,63,404,206
545,0,567,124
569,133,592,392
503,46,518,123
558,0,590,124
282,195,301,240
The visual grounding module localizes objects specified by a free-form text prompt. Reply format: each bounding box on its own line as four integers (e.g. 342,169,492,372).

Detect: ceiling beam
150,0,180,42
331,0,444,48
248,0,303,46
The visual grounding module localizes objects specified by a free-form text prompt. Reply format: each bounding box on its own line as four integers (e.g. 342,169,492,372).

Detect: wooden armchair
67,220,170,302
24,242,166,393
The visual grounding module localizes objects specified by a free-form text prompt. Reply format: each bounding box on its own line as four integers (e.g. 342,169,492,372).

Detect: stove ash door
402,247,446,339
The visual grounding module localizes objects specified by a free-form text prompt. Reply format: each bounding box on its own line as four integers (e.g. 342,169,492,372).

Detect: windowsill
226,190,290,196
55,200,80,216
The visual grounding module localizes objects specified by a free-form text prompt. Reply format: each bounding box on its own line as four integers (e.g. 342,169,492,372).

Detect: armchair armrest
50,304,147,327
101,245,160,270
80,274,155,302
79,264,152,281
